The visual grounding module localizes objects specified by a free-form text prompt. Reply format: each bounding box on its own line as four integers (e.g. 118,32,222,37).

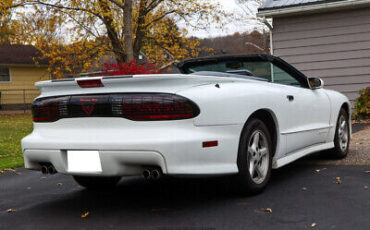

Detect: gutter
257,0,370,18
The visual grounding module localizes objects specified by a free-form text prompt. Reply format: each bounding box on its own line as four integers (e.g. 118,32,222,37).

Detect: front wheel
328,108,350,158
73,176,121,190
236,118,273,194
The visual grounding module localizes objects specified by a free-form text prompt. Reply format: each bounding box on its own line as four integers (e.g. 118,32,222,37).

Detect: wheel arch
242,109,279,157
340,102,352,138
341,102,351,117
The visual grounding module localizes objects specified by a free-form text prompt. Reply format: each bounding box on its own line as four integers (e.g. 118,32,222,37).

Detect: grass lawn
0,114,33,170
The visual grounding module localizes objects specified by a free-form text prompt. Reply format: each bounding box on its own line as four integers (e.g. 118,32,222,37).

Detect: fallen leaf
302,187,307,191
7,209,16,213
262,208,272,213
81,212,89,218
315,168,327,173
311,222,317,228
335,177,342,184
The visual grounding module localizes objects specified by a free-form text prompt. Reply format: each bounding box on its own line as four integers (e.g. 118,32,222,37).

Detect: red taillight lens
77,79,104,88
117,94,200,121
32,94,199,122
32,97,69,122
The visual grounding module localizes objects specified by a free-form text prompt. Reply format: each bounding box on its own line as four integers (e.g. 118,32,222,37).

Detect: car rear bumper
22,118,242,176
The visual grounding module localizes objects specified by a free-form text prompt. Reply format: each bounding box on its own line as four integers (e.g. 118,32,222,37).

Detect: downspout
260,17,275,81
261,17,273,55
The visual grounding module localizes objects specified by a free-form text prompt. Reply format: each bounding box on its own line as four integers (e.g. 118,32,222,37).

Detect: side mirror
308,77,324,90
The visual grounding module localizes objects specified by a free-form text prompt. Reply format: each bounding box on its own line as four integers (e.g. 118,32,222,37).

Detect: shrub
102,60,159,76
353,87,370,121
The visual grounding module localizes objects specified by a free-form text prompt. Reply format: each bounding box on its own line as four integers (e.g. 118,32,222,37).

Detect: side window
271,64,302,87
0,67,10,82
243,62,272,81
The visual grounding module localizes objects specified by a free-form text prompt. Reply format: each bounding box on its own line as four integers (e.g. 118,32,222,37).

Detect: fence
0,89,40,112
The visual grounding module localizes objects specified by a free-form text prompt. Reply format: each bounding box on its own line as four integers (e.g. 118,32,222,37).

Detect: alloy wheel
338,115,349,151
247,130,270,184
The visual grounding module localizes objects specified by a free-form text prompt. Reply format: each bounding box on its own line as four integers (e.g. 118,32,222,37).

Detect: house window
0,67,10,82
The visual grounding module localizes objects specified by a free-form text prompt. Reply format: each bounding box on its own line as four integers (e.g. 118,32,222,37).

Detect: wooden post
23,89,26,114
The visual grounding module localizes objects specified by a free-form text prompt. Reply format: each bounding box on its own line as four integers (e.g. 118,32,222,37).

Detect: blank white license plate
67,151,102,173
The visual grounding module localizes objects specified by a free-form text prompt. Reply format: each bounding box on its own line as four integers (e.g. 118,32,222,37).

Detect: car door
269,63,331,154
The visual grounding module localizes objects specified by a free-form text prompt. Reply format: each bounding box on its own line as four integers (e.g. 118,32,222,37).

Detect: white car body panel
22,72,351,176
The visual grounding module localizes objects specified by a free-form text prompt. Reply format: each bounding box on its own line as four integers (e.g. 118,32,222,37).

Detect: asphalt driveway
1,164,369,230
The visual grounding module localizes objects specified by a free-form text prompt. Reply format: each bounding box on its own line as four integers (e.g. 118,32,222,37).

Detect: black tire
328,108,350,159
236,118,273,194
73,176,121,190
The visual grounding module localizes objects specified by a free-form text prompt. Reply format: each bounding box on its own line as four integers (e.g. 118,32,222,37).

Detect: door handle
287,95,294,101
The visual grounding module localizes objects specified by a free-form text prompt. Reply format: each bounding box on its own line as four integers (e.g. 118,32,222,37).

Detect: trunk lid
36,74,236,98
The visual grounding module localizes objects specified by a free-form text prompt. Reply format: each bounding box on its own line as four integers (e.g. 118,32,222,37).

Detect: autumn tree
1,0,227,78
199,30,270,55
26,0,226,62
0,1,21,44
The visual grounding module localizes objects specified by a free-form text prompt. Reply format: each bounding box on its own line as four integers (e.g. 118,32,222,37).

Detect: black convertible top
177,54,275,67
176,54,310,88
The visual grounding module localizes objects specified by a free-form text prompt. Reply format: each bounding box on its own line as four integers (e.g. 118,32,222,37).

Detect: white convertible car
22,54,351,193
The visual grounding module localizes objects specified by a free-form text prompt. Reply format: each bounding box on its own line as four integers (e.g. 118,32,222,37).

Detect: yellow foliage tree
1,0,227,78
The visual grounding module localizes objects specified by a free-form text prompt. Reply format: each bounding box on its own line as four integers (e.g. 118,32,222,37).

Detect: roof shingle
259,0,343,10
0,44,48,66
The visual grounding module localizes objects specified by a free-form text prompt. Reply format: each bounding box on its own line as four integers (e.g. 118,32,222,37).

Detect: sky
183,0,264,38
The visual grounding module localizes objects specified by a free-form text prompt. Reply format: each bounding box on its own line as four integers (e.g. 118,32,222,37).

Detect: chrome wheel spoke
259,147,268,157
253,132,260,149
255,165,263,179
248,147,255,157
249,160,255,176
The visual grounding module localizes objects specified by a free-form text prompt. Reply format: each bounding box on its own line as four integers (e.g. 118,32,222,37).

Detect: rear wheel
329,108,350,158
236,118,273,194
73,176,121,190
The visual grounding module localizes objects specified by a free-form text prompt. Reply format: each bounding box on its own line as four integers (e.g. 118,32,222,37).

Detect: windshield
187,60,272,80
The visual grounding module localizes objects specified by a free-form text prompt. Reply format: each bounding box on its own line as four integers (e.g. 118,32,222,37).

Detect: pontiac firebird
21,54,351,193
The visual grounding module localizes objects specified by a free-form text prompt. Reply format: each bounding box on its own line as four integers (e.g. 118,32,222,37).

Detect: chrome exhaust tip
143,170,151,180
152,169,161,180
48,165,57,174
41,165,48,174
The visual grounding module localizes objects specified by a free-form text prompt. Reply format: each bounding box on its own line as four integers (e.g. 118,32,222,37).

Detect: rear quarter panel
177,81,288,159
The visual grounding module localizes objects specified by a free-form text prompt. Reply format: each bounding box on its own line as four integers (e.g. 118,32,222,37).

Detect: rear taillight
32,94,199,122
112,94,200,121
32,97,69,122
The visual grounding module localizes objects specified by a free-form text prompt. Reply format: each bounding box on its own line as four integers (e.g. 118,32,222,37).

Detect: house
0,44,49,110
258,0,370,105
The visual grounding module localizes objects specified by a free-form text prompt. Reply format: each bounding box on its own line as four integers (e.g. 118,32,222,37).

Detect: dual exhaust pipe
143,169,161,180
41,165,57,175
